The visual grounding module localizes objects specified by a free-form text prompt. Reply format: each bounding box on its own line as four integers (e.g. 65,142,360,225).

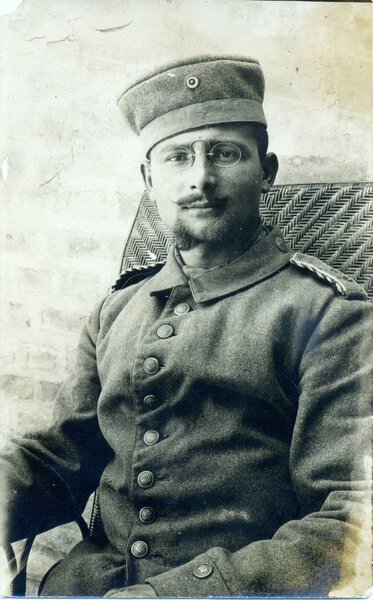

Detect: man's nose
189,152,217,191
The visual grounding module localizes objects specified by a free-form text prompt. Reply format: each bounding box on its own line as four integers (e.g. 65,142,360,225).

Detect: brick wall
1,189,140,443
0,184,139,593
0,0,372,594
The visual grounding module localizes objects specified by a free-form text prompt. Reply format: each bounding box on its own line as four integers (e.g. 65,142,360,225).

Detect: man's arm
0,299,112,545
128,295,371,598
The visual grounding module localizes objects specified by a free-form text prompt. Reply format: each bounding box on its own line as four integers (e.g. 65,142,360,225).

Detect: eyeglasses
154,141,242,169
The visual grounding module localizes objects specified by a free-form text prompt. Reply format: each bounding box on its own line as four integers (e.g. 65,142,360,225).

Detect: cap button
186,75,199,89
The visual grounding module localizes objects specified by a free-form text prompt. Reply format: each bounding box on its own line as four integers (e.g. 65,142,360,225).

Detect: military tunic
0,228,371,596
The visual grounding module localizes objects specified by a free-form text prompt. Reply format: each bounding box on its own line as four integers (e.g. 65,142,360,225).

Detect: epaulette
290,252,368,300
110,262,166,293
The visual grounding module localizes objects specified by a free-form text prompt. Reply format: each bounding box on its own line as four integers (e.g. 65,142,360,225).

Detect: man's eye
219,150,234,158
166,152,190,163
212,146,240,161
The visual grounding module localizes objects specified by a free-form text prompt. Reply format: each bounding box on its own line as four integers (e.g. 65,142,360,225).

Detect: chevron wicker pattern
118,183,373,297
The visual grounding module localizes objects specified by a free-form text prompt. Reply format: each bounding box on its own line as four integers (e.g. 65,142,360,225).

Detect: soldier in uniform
0,56,371,597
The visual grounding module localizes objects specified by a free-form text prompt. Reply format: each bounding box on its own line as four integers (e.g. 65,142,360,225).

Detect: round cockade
186,75,199,89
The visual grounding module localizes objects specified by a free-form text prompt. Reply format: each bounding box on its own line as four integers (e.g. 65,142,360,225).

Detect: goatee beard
172,216,240,251
172,221,199,250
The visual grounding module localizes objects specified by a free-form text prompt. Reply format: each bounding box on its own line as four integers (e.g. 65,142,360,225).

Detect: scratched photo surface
0,0,372,596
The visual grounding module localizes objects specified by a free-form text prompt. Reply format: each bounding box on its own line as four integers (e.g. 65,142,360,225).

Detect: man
0,56,371,597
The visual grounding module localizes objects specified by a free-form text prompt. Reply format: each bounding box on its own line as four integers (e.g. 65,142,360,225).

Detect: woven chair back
119,183,373,297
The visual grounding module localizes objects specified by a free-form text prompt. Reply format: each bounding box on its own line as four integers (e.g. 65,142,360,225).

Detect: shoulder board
111,262,166,293
290,252,368,300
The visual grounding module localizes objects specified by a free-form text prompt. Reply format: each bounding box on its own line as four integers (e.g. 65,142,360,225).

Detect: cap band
140,98,266,154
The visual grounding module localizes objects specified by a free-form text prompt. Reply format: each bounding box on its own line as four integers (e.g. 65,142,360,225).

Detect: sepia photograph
0,0,372,597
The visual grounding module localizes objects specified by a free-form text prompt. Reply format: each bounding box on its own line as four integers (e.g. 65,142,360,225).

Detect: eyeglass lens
161,142,241,168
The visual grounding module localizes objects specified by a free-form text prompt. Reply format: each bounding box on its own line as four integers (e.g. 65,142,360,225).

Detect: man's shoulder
98,262,166,320
87,263,166,338
288,252,369,301
110,262,166,294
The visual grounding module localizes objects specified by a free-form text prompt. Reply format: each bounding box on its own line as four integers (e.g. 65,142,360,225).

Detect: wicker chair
115,183,373,296
4,182,373,595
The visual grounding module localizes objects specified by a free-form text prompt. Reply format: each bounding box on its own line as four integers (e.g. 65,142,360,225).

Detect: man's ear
261,152,279,193
141,161,152,192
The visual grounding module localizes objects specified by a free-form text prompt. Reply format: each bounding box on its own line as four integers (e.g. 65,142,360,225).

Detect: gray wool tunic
0,228,371,596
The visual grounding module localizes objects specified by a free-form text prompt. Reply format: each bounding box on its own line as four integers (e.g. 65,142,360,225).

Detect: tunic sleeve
145,296,372,597
0,299,113,544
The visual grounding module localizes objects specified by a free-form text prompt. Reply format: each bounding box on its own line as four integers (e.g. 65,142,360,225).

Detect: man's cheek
154,195,179,227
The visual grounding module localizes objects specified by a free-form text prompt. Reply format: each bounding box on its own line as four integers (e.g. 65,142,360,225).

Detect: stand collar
148,227,292,303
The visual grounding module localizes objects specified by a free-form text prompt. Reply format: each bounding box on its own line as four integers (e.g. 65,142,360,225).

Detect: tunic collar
148,226,292,303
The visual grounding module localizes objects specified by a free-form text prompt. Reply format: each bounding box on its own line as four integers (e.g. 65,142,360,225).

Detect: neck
179,223,263,269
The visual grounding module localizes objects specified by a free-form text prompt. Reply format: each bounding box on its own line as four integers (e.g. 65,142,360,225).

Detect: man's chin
172,219,236,251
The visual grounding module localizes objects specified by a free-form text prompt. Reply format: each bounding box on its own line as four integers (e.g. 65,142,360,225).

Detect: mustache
173,192,226,208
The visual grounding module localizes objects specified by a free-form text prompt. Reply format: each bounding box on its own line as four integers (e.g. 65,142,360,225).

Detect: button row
135,290,189,561
134,305,192,562
143,305,191,376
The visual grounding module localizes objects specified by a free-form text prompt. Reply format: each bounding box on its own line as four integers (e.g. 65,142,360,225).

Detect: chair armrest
3,516,89,596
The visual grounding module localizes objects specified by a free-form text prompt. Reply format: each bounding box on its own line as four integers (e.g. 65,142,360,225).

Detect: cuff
145,549,229,597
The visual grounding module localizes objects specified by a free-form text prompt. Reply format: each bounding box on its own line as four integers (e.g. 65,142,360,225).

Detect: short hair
245,123,268,163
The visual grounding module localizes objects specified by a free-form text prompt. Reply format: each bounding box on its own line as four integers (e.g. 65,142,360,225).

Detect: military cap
118,55,267,154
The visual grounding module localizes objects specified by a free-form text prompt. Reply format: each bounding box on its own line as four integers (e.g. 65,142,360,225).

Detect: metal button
139,506,155,524
186,75,199,89
274,235,288,253
174,303,190,315
193,563,213,579
143,357,159,375
144,430,160,446
157,324,174,339
143,395,158,409
137,471,155,488
131,540,148,558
